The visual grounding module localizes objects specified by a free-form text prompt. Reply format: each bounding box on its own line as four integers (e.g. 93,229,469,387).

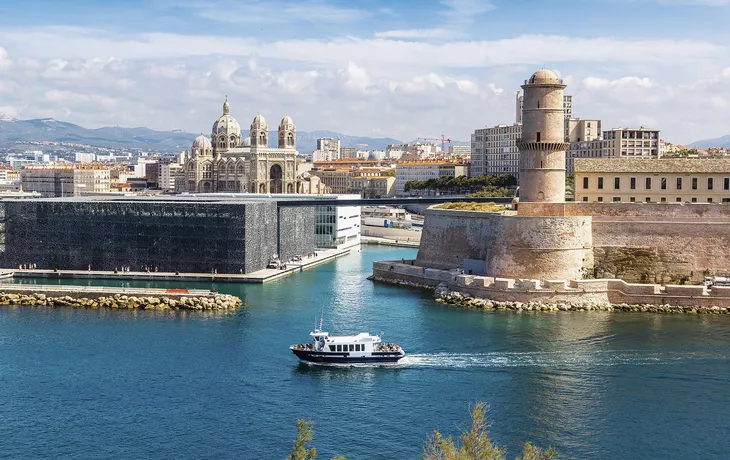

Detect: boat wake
400,350,719,369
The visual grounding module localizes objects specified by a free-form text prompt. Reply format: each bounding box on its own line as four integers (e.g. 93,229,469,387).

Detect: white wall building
395,162,469,195
316,138,341,160
315,194,361,249
75,152,96,163
470,123,521,178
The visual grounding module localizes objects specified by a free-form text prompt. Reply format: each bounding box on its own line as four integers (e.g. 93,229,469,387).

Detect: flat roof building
574,158,730,203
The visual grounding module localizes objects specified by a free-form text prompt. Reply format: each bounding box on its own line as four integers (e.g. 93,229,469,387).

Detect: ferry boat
290,319,405,364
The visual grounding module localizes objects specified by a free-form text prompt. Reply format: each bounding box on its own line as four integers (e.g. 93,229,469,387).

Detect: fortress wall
518,202,730,219
415,209,503,270
518,202,730,283
415,208,593,280
591,219,730,283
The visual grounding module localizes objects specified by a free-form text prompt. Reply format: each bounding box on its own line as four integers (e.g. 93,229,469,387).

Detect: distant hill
0,116,404,153
688,134,730,149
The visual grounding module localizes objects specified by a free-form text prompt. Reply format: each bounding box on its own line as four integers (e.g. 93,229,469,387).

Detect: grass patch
434,202,510,212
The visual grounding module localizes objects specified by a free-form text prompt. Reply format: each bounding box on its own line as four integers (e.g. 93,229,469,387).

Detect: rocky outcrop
0,292,242,311
434,283,729,314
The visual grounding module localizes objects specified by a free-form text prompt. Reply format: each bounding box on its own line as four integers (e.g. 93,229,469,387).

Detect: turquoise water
1,246,729,459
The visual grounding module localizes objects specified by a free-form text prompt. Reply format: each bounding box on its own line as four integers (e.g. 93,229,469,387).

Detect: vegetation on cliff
434,202,510,212
288,402,556,460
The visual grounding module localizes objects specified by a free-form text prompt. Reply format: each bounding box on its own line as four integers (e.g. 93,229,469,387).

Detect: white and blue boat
290,319,405,364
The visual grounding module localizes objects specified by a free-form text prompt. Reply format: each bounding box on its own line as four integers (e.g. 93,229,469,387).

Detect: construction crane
418,135,452,154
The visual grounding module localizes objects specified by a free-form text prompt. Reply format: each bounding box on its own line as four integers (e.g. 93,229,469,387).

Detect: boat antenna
320,306,324,331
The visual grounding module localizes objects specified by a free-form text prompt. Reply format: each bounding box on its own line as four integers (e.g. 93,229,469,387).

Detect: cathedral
185,98,300,194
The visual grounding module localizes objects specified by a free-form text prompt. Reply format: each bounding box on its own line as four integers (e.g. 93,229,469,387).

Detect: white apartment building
312,149,339,162
449,145,471,156
75,152,96,163
395,162,469,195
470,123,521,178
316,138,341,160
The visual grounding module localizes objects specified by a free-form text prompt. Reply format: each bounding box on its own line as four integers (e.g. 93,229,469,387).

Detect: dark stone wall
0,200,286,274
278,206,316,262
243,201,278,273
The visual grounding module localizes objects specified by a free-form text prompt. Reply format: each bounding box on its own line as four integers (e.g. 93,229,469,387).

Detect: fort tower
517,69,569,203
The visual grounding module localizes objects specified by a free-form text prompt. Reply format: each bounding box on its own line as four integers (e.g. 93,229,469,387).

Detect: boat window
355,344,360,351
336,345,342,352
349,344,354,351
328,345,335,352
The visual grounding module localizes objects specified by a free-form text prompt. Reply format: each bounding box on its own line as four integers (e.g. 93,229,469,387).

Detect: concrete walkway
361,236,420,248
6,248,350,284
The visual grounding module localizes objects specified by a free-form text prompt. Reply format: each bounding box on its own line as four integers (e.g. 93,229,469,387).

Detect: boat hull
291,348,404,364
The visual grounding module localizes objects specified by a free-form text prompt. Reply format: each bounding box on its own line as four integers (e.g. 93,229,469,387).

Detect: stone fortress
373,69,730,309
185,98,301,194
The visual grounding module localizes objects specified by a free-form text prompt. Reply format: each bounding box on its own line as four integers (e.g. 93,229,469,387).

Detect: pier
7,247,350,284
0,284,241,310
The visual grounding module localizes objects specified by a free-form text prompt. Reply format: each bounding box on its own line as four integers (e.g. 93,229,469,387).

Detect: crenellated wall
415,208,593,280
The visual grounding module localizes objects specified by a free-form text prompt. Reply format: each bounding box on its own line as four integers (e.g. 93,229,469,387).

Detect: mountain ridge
688,134,730,149
0,116,408,153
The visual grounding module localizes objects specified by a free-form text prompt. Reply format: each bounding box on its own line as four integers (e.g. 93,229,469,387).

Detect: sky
0,0,729,145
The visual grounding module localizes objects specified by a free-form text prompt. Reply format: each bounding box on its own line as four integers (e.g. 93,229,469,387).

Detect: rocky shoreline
0,292,242,311
370,275,730,314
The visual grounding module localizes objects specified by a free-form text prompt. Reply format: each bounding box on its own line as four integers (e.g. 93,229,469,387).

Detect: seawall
372,261,730,312
0,284,242,310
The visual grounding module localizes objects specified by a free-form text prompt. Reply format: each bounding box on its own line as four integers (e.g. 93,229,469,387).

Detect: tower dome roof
192,134,212,150
252,113,267,127
528,69,560,84
280,114,294,127
212,98,241,137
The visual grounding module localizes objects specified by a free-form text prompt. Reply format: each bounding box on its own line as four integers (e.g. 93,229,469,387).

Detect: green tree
287,420,346,460
422,402,556,460
288,420,318,460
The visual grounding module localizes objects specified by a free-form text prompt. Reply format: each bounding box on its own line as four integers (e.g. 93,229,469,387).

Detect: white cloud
374,28,457,40
583,76,655,89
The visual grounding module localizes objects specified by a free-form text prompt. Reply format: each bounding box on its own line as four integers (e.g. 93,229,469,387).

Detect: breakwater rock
0,292,242,311
434,284,730,314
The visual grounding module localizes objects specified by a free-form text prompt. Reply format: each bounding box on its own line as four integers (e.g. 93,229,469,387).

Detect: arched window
237,164,245,174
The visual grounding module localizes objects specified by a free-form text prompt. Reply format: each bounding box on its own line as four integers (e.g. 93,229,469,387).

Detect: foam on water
401,350,721,369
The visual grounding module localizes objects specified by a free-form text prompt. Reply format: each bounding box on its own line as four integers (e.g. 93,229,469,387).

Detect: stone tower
517,69,569,203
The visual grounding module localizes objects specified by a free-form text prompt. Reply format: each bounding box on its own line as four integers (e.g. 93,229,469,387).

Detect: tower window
614,177,620,190
661,177,667,190
598,177,604,190
676,177,682,190
692,177,698,190
583,177,589,189
724,178,729,190
536,132,541,142
630,177,636,190
646,177,652,190
708,178,714,190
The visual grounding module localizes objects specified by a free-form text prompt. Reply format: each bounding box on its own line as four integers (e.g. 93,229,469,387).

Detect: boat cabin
310,331,378,353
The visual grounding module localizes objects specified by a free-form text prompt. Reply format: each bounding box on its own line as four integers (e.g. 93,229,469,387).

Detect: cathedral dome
212,98,241,137
192,134,212,151
528,69,560,84
242,136,251,147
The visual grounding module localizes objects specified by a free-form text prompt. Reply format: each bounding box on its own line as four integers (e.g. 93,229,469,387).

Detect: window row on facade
584,176,730,191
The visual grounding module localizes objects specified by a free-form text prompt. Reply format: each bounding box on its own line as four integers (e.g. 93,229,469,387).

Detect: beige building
602,127,660,158
310,167,352,193
350,168,396,197
575,158,730,203
22,166,111,197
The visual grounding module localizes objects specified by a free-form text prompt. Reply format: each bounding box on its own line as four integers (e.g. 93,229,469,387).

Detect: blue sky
0,0,729,144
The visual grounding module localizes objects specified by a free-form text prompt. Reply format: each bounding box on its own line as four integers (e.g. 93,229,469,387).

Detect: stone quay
370,261,730,314
0,285,242,311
